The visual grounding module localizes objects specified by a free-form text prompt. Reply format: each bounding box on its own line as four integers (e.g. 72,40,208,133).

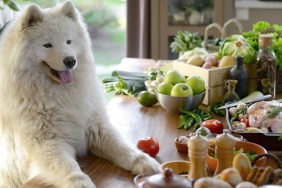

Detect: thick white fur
0,1,160,188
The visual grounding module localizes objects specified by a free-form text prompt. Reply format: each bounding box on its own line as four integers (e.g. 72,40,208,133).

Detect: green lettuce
242,21,282,70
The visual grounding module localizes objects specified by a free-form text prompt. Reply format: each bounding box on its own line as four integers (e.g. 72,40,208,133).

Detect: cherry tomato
240,118,249,127
137,136,159,156
201,119,224,134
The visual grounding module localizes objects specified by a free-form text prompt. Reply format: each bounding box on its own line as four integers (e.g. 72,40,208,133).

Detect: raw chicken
270,117,282,133
247,101,269,117
247,100,282,133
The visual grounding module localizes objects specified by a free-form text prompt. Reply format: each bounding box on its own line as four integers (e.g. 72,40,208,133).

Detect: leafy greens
242,21,282,70
170,31,202,53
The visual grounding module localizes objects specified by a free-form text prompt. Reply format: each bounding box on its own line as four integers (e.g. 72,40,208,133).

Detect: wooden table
23,58,282,188
23,95,194,188
22,58,186,188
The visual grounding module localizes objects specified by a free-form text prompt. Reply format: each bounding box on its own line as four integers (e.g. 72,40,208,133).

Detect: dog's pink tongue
58,70,72,84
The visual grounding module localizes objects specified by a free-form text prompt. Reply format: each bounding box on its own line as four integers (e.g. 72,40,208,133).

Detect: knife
217,94,272,109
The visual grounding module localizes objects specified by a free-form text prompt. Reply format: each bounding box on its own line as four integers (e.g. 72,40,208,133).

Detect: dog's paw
64,172,96,188
131,153,160,175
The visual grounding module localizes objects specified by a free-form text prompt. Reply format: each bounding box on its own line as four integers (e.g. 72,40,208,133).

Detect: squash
232,153,252,181
239,91,264,103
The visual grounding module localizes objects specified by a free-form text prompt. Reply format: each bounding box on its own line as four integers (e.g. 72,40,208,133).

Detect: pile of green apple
157,70,205,97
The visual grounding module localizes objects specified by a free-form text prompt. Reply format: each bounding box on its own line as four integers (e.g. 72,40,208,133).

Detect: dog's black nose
63,56,76,69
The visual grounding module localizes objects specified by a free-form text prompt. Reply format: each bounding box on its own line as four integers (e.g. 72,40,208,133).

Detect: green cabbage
218,35,256,64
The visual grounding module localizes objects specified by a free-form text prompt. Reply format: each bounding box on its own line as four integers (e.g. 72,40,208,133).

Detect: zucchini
239,91,264,103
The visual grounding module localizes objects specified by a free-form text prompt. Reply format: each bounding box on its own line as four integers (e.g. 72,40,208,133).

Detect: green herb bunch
242,21,282,70
170,31,202,53
103,71,147,97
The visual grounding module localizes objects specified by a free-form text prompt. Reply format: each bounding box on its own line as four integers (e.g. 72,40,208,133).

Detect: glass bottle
256,34,276,98
223,79,240,104
229,55,249,99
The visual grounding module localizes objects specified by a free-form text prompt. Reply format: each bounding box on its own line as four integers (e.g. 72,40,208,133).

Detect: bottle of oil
256,34,276,98
229,55,249,99
222,79,240,104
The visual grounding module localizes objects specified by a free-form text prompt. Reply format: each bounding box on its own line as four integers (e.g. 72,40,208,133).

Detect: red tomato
137,136,159,156
201,119,224,134
240,118,249,127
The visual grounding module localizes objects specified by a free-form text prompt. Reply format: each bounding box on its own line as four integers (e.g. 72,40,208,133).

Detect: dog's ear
60,0,78,21
21,4,43,29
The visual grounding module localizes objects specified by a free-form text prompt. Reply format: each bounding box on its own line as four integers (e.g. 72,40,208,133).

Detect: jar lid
145,168,192,188
259,34,273,47
224,79,238,87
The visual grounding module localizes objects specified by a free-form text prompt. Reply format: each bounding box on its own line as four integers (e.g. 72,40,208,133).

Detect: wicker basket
203,18,244,53
222,18,244,39
202,23,223,52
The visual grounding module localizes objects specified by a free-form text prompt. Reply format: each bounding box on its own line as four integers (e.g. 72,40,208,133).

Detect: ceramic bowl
155,90,205,114
175,136,189,153
160,160,191,176
175,133,243,154
134,173,150,188
207,140,267,174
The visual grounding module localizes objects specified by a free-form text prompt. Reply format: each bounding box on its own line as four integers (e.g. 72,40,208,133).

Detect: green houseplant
0,0,21,34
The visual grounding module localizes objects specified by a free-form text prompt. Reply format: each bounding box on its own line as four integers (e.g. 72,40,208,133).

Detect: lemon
137,91,158,107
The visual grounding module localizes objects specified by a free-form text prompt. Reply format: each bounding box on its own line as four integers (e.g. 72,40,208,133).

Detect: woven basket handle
251,153,282,168
203,23,223,50
222,18,244,39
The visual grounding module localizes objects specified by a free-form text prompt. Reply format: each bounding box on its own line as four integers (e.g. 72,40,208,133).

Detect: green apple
163,70,185,85
157,82,173,95
186,76,205,95
170,83,193,97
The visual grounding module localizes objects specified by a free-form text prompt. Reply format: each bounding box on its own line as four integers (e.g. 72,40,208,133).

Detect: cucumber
239,91,264,103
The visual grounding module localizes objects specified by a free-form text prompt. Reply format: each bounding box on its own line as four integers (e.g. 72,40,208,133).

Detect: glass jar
256,34,276,98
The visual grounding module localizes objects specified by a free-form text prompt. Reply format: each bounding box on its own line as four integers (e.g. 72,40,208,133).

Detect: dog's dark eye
66,40,71,44
43,43,52,48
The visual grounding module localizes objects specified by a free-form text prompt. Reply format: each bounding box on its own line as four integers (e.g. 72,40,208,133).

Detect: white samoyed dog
0,1,160,187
